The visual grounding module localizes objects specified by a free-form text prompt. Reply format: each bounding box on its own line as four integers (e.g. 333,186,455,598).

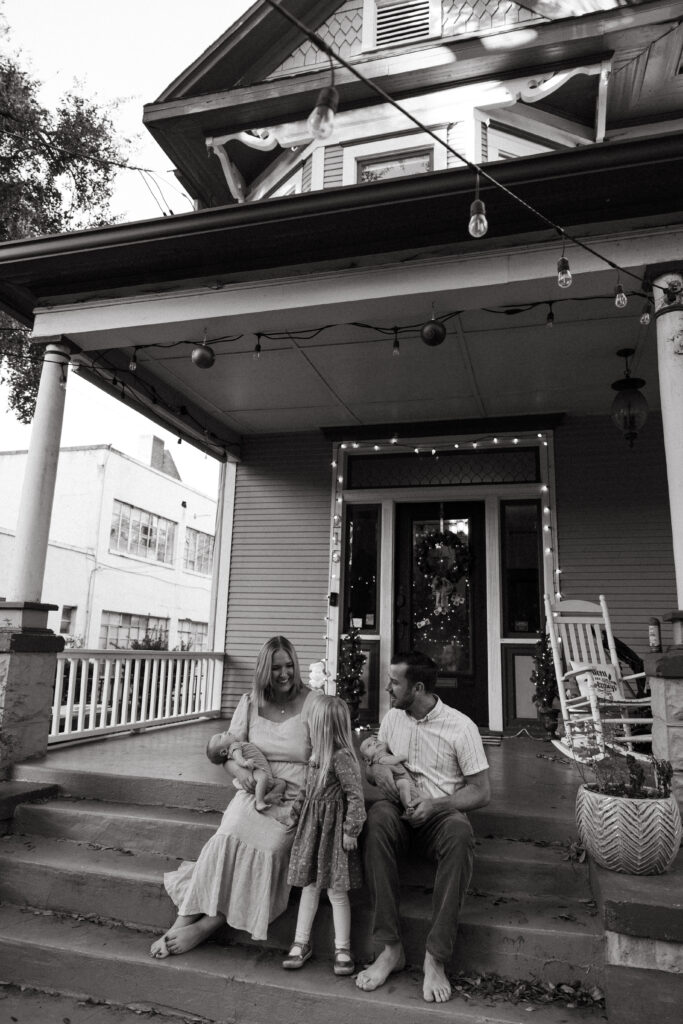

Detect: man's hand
342,833,357,852
405,798,437,826
225,761,256,793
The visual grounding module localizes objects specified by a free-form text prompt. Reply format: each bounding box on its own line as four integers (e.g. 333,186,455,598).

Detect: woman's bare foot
161,914,225,956
422,951,451,1003
355,942,405,991
149,935,170,958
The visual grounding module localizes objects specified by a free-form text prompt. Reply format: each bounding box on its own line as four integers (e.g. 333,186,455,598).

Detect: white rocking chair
543,594,653,762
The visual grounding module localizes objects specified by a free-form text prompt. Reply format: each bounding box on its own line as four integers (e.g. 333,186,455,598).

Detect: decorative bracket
206,125,311,203
505,60,611,143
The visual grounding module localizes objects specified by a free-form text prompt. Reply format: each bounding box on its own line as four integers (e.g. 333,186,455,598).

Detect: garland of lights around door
324,431,563,686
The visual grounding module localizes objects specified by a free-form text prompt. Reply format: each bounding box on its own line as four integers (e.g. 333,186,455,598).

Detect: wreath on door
415,529,471,616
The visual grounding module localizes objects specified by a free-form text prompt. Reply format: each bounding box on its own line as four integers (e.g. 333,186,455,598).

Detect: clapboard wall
555,413,677,654
221,432,331,716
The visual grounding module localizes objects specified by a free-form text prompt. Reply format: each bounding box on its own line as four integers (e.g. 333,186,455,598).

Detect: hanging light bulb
639,301,652,326
546,303,554,328
253,334,262,360
191,329,215,369
129,348,138,373
307,65,339,141
420,305,447,346
614,281,628,309
468,175,488,238
557,255,572,289
392,327,400,356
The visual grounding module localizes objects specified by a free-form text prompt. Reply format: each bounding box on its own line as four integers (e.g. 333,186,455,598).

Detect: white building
0,437,217,650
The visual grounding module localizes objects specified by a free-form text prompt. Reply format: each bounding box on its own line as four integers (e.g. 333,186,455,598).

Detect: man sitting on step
356,650,490,1004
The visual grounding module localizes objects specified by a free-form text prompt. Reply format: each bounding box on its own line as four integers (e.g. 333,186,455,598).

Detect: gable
267,0,542,81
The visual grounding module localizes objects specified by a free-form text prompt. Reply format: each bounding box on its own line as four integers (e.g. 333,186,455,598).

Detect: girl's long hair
252,635,303,707
308,695,359,795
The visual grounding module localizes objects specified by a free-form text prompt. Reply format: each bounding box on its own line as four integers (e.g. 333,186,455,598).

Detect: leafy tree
0,17,126,421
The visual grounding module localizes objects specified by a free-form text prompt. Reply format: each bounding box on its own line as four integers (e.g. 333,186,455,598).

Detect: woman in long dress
150,636,320,957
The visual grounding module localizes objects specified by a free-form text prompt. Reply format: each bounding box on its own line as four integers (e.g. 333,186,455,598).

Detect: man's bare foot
149,935,170,958
422,951,451,1003
355,943,405,991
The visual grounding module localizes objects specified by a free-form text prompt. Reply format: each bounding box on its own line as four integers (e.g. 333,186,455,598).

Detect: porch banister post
7,339,71,603
652,271,683,609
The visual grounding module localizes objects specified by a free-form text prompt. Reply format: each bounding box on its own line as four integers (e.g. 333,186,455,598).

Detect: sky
0,0,255,493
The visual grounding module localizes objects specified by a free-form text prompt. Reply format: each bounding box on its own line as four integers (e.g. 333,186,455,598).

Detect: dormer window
362,0,441,51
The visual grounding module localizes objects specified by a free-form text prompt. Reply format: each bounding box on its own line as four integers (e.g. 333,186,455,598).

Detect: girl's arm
334,750,367,839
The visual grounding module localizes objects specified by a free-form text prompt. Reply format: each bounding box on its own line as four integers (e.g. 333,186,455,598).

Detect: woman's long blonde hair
252,636,303,707
308,695,359,795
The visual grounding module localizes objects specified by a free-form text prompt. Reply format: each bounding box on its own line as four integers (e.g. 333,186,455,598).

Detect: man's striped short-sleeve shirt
378,698,489,799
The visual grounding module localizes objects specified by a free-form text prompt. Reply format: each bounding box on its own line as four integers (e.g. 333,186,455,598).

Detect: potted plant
335,626,366,728
574,743,682,875
530,632,560,738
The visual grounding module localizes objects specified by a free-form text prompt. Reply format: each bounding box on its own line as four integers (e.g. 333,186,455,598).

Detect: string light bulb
253,334,262,360
557,255,572,289
129,349,138,373
468,175,488,238
307,79,339,140
546,303,554,328
191,330,215,369
614,281,628,309
392,327,400,356
639,302,652,326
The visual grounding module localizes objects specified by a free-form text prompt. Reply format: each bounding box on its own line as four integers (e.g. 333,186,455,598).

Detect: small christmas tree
335,626,366,728
530,633,558,711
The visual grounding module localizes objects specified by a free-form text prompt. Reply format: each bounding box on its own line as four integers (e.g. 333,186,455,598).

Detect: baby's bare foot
422,951,451,1003
149,935,170,959
355,943,405,991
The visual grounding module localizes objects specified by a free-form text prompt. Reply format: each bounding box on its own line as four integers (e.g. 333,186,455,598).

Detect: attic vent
373,0,438,48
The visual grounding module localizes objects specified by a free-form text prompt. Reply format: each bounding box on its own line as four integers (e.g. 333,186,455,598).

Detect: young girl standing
283,695,366,976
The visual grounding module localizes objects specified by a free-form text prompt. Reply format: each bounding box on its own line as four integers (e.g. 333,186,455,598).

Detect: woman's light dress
164,689,317,940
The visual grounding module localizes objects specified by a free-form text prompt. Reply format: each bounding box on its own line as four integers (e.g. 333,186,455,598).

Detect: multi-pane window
60,605,77,634
184,528,214,575
177,619,209,651
99,611,169,650
110,500,176,564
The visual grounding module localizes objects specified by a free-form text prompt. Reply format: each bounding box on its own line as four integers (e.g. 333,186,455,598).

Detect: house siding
324,145,344,189
555,413,677,654
302,155,313,192
222,433,331,715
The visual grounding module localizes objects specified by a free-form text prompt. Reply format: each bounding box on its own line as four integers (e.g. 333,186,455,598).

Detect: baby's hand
342,833,357,852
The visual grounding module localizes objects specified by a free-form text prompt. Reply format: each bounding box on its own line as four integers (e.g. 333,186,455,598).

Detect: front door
394,502,488,725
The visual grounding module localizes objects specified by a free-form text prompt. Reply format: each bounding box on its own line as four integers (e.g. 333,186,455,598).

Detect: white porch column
7,339,71,603
652,270,683,613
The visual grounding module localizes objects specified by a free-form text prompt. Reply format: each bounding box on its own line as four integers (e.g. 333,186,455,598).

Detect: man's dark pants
363,799,475,964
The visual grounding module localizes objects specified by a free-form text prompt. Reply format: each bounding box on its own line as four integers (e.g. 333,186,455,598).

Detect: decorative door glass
410,517,472,679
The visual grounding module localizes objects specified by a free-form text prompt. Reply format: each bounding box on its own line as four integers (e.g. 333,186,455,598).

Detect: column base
0,603,63,780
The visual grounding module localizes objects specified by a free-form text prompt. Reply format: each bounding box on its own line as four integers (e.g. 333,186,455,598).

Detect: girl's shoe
333,949,355,976
282,942,312,969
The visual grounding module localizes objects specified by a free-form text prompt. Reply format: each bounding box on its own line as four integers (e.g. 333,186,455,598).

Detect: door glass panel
411,518,471,678
501,500,541,636
343,505,380,632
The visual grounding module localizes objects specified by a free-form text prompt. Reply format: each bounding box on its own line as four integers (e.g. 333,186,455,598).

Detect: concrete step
11,799,591,900
13,762,577,841
0,905,604,1024
0,831,601,985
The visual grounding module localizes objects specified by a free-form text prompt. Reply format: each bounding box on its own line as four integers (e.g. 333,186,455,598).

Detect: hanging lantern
611,348,648,448
420,313,447,347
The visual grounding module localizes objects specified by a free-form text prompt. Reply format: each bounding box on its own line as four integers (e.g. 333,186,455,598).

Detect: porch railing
50,650,224,744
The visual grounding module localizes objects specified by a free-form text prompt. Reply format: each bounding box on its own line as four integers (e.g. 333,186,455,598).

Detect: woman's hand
342,833,357,852
224,760,256,793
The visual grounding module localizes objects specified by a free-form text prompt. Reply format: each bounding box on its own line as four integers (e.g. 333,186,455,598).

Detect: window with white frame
177,619,209,651
357,147,433,183
343,131,446,186
363,0,441,51
184,527,214,575
110,500,176,565
484,124,553,163
99,611,170,650
60,605,77,634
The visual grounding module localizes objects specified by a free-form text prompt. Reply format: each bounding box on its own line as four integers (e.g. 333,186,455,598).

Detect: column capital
29,335,78,355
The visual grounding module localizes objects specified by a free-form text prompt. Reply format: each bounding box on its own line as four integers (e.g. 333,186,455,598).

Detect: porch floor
17,720,581,833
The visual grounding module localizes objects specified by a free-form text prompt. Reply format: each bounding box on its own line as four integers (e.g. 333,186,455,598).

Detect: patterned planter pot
576,784,682,875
